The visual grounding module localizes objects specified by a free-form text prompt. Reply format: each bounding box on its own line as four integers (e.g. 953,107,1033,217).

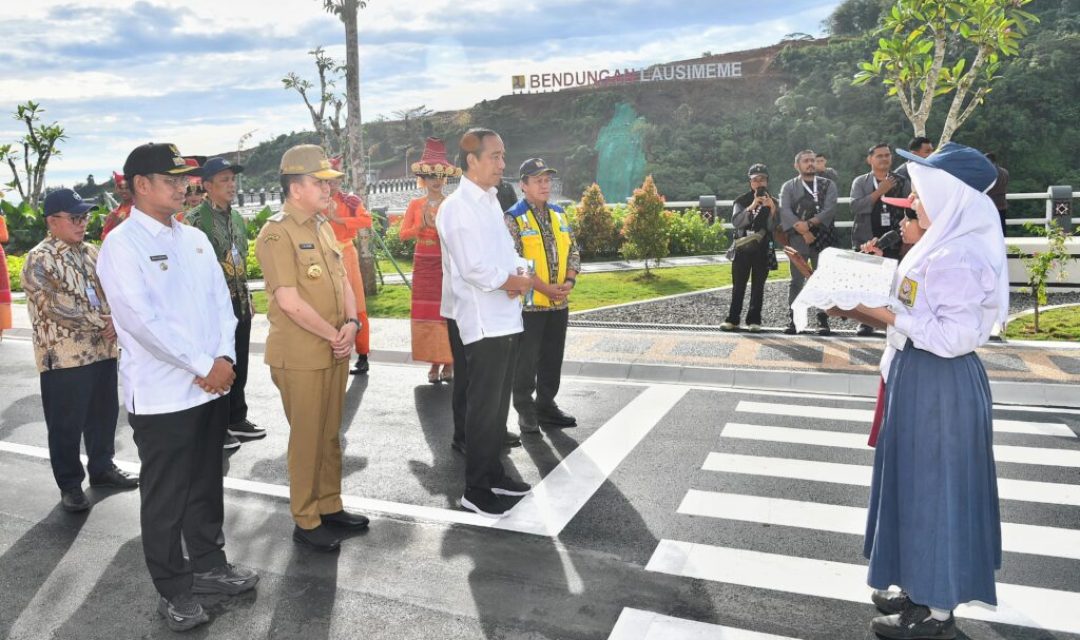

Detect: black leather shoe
451,439,466,455
61,487,90,512
89,465,139,489
538,406,577,428
292,524,341,552
871,605,957,640
350,354,369,375
856,324,876,337
872,589,912,615
504,432,522,448
321,510,370,530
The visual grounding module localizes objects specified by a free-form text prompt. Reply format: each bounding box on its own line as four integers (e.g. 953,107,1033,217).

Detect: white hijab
880,163,1009,379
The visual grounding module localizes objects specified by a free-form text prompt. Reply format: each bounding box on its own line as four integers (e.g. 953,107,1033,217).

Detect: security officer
505,158,580,433
256,144,369,552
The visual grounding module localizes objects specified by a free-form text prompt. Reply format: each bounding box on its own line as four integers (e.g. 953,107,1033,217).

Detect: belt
417,239,438,247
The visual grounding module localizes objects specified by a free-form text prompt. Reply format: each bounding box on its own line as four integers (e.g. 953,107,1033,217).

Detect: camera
755,187,768,197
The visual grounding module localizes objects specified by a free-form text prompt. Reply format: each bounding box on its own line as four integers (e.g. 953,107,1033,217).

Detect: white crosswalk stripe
608,608,800,640
626,396,1080,638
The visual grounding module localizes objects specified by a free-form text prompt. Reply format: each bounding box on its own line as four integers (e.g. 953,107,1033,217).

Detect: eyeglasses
53,214,89,225
154,174,192,188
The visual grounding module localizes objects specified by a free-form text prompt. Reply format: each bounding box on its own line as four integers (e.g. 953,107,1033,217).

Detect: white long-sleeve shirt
97,207,237,415
891,240,1002,359
437,176,525,345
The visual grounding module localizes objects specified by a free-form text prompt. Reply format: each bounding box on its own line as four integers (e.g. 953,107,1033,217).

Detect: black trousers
130,397,228,598
513,308,569,415
229,314,252,425
462,333,519,491
39,358,119,491
447,319,468,446
726,248,769,326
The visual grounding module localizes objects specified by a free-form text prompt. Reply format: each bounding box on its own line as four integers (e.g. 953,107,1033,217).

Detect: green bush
245,206,275,240
667,208,728,256
382,222,415,260
246,242,262,280
621,176,670,273
6,253,24,292
569,183,620,259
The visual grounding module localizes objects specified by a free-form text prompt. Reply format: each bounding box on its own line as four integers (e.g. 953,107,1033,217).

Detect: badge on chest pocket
898,277,919,307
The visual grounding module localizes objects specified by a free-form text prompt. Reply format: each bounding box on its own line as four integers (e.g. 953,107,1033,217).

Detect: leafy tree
826,0,892,36
1010,222,1077,333
853,0,1039,143
573,183,619,258
621,176,670,275
282,46,345,157
0,101,65,210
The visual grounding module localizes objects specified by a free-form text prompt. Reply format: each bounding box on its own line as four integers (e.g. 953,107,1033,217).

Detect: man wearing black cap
722,164,777,333
22,189,138,513
97,143,258,632
505,158,580,433
185,157,265,449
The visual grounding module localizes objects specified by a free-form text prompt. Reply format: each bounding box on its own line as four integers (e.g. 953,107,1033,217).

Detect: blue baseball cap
519,158,557,180
43,189,95,217
895,141,997,193
201,157,244,181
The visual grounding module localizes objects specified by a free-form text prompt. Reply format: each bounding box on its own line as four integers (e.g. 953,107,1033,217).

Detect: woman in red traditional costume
0,194,11,339
100,172,132,240
400,138,460,383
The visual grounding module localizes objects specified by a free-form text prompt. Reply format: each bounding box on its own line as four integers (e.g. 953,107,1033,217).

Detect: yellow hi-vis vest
510,201,571,308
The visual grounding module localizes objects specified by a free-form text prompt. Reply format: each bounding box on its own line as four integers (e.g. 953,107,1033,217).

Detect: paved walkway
8,304,1074,406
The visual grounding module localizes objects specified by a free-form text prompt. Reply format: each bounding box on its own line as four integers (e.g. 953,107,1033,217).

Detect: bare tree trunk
340,0,376,296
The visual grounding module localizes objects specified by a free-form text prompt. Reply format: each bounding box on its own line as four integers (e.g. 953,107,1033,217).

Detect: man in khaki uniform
256,144,369,552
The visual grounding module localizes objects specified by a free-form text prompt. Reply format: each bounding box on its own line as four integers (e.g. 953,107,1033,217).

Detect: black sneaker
60,487,90,512
157,592,209,632
321,510,370,530
871,605,957,640
490,477,531,497
857,324,876,337
292,524,341,552
228,419,266,440
350,354,369,375
192,563,259,596
504,432,522,448
89,465,139,489
460,488,511,517
223,434,241,451
872,589,912,615
538,406,577,428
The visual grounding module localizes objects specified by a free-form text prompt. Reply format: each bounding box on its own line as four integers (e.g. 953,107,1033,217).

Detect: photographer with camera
779,149,838,335
721,164,777,333
850,143,911,336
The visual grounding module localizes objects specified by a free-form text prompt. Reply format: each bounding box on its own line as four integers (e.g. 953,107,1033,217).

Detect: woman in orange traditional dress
0,201,10,339
400,138,459,383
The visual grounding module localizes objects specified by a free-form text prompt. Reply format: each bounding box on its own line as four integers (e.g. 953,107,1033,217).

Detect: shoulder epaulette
267,212,286,223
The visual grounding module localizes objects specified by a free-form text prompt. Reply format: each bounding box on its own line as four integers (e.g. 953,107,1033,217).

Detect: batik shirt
186,200,250,318
22,236,117,372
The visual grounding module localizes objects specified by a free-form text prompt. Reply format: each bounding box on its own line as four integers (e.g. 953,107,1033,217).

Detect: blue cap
519,158,557,180
201,157,244,181
895,141,997,193
43,189,95,217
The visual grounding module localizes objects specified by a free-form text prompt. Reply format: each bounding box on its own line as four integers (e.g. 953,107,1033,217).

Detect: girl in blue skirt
847,142,1008,640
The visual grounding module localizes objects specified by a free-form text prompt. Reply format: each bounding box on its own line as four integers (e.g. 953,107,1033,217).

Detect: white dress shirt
437,176,526,345
97,207,237,415
890,239,1002,359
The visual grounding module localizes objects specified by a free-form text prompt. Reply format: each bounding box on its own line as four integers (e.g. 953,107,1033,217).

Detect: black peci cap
123,143,199,185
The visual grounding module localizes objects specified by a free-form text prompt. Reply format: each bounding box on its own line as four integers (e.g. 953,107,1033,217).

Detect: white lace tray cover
791,247,899,332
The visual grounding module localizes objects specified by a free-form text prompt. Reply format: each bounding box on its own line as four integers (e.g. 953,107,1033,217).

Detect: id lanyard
800,179,820,218
872,176,892,228
70,247,103,311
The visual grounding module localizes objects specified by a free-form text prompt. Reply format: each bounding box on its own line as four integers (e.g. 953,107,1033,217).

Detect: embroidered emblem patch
898,277,918,307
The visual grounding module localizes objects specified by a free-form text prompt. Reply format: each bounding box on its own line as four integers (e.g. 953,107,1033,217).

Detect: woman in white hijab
851,142,1007,640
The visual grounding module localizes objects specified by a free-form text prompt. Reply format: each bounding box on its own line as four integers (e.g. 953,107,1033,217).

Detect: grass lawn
377,257,412,275
1005,305,1080,342
252,263,789,319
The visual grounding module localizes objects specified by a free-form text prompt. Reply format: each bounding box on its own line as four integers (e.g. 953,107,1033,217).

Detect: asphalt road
1,336,1077,640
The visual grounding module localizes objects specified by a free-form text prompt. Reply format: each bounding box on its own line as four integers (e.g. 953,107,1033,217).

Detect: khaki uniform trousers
271,359,349,529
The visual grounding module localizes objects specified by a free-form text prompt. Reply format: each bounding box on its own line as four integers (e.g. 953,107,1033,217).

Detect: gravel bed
573,281,1080,330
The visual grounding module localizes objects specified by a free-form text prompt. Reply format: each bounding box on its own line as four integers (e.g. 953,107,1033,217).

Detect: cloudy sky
1,0,840,189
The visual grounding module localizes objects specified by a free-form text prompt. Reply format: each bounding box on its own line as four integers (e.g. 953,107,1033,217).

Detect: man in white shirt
97,143,258,633
437,128,534,517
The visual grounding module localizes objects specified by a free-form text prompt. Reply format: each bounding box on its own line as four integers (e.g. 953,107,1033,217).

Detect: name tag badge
880,212,891,227
898,277,919,308
86,287,102,310
521,229,540,237
150,255,168,261
230,244,243,265
299,243,316,250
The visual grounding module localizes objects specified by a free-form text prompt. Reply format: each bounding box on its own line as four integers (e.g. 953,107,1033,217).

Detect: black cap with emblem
123,143,199,185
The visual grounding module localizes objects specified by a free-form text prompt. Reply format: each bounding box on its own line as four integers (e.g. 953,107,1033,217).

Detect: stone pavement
8,304,1073,406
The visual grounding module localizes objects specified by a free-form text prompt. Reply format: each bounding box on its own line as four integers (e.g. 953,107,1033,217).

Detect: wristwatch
346,318,361,330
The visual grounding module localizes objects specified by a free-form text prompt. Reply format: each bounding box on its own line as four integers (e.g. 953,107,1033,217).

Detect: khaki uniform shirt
256,202,346,370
